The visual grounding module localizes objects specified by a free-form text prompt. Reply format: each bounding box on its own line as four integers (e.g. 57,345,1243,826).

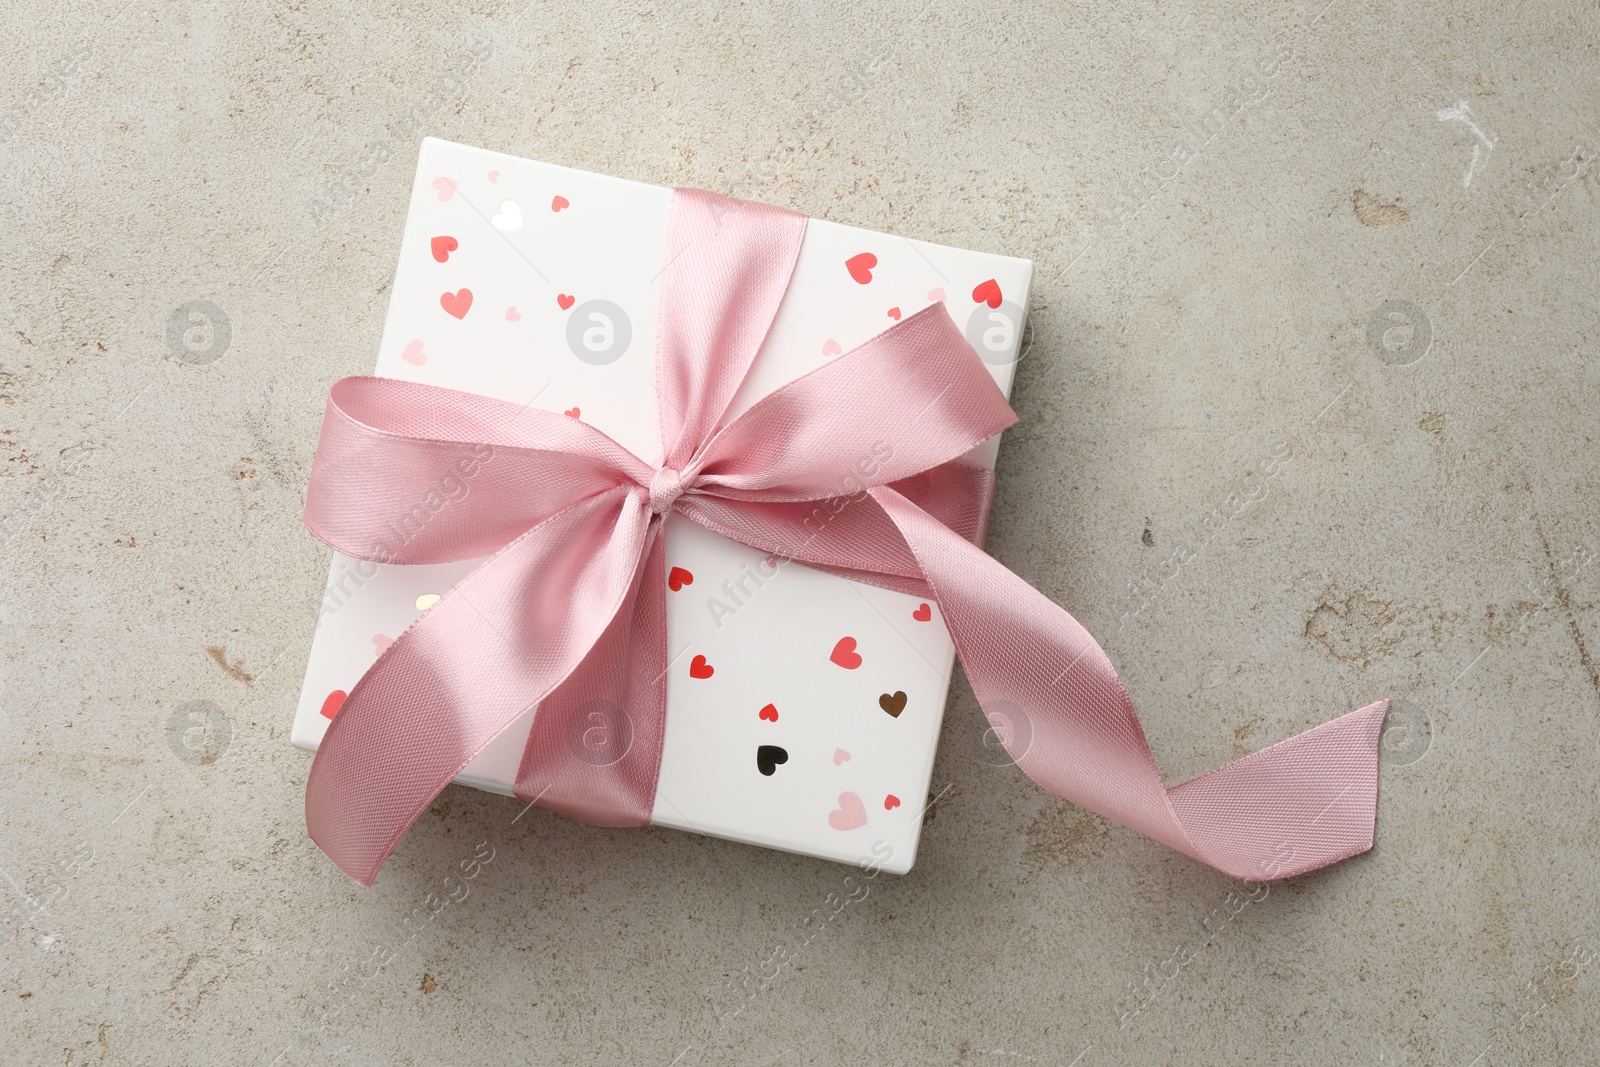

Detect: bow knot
647,465,686,516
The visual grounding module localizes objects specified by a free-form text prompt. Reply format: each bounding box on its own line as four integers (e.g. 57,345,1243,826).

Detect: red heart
884,794,901,811
564,407,580,419
319,690,347,720
759,703,778,722
829,637,863,670
689,654,714,679
551,195,569,212
667,566,694,591
845,252,877,284
430,235,458,263
557,293,575,310
440,288,473,319
972,278,1002,308
887,307,901,320
912,603,932,622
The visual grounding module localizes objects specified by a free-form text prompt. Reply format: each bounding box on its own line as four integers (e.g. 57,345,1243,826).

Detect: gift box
293,137,1033,874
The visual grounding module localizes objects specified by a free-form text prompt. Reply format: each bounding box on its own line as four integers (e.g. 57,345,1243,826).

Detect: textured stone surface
2,2,1597,1064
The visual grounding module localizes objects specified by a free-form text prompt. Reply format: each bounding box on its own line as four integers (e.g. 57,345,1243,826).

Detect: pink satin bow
303,188,1388,887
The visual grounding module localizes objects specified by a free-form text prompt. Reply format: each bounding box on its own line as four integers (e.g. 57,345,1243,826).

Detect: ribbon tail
305,487,650,886
515,518,669,827
869,485,1388,880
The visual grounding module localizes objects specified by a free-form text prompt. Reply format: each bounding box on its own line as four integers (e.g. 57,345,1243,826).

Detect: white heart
491,200,523,231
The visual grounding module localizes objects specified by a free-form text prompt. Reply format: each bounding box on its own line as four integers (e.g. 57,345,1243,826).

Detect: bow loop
305,376,653,564
691,305,1019,503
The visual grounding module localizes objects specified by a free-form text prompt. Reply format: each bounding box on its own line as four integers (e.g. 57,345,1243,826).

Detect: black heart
756,745,788,776
879,690,907,718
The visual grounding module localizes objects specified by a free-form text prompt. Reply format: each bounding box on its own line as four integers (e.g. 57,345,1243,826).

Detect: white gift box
293,137,1033,873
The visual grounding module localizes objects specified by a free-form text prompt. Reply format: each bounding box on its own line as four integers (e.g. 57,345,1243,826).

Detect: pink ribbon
304,188,1389,887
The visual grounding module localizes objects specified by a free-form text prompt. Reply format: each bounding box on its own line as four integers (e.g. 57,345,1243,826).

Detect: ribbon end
1168,698,1390,880
306,813,385,888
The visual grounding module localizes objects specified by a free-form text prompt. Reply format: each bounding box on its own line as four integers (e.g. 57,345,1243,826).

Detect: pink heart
833,748,850,765
928,287,945,302
372,634,393,655
828,791,867,831
487,169,500,182
822,338,842,357
505,306,521,321
432,176,457,201
400,339,427,366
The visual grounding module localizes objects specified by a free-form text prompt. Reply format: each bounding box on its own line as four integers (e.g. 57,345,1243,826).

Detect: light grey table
2,2,1596,1064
